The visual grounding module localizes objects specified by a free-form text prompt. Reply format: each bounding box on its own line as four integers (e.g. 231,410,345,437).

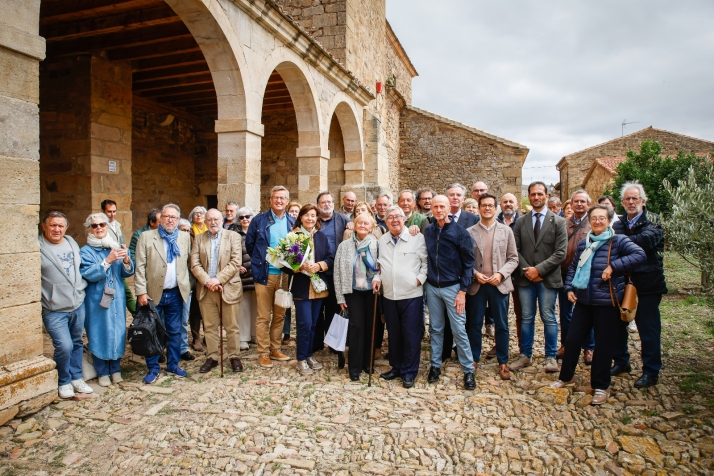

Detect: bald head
343,191,356,212
472,181,489,199
431,195,450,223
500,193,518,217
206,208,223,235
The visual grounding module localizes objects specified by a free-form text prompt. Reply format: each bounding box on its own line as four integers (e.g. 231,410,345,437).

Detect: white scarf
87,234,122,250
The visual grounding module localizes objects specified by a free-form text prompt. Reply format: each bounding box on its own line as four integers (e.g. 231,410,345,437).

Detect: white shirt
531,208,546,230
162,239,178,289
449,209,462,223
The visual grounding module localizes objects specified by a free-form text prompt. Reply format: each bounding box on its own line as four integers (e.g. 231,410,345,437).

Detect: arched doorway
329,101,364,201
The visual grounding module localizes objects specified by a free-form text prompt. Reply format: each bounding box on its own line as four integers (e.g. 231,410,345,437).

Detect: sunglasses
90,223,107,229
239,215,251,220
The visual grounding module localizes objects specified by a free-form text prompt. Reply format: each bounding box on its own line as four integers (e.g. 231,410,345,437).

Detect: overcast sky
386,0,714,185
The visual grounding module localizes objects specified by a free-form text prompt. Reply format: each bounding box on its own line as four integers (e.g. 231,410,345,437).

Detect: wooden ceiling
41,0,296,119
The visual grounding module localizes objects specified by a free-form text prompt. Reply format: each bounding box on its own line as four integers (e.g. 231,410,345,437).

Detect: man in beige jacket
466,193,519,380
191,208,244,373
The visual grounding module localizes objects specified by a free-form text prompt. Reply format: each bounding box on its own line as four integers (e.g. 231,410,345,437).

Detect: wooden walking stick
219,289,224,378
368,291,378,387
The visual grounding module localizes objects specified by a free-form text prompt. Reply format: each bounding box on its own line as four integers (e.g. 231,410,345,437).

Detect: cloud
387,0,714,184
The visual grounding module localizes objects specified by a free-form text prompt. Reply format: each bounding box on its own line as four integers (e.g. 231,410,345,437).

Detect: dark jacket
497,211,520,230
319,212,350,248
245,210,295,286
512,209,567,289
562,216,591,277
564,234,646,306
612,207,667,295
454,210,480,229
229,225,254,291
285,230,334,300
423,220,475,292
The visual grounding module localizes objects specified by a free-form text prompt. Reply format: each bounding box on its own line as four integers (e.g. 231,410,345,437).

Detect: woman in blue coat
80,212,135,387
550,204,645,404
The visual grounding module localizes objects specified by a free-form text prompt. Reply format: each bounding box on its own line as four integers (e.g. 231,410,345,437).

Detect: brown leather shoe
192,338,205,352
230,357,244,372
199,358,218,373
486,345,497,359
258,354,273,368
270,350,290,361
498,364,511,380
556,346,565,359
583,349,594,366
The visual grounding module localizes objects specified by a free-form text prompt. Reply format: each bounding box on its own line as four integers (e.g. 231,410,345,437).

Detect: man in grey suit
510,182,567,373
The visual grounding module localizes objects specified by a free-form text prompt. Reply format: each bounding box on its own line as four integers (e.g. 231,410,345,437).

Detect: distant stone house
581,157,626,201
556,127,714,200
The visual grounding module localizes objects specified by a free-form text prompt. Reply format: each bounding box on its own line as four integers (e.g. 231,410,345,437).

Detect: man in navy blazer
447,183,480,229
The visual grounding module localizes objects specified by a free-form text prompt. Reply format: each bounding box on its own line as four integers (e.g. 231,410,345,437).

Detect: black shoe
464,372,476,390
403,378,415,389
427,366,441,384
158,354,166,364
337,352,345,369
610,364,632,376
349,372,360,382
634,374,659,388
363,366,375,374
380,369,400,380
180,352,195,361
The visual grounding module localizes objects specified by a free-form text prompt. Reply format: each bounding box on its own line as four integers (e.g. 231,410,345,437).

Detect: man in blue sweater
423,195,477,390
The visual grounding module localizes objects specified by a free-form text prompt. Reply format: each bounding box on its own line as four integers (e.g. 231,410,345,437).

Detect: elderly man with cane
191,208,245,374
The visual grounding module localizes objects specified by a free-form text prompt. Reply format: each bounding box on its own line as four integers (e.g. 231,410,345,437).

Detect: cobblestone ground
2,307,713,476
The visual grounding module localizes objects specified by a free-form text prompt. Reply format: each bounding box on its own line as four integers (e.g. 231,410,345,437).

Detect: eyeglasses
623,197,641,202
589,216,609,223
162,215,179,221
271,196,288,201
205,218,221,223
472,189,487,193
420,197,432,201
386,215,403,221
479,204,496,209
90,222,107,229
193,212,205,216
239,215,251,220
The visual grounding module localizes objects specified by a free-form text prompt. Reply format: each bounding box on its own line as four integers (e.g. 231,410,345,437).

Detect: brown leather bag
607,239,638,322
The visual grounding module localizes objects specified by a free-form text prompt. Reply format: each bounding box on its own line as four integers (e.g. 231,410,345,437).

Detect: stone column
361,110,392,201
296,147,329,205
215,119,264,213
0,1,58,425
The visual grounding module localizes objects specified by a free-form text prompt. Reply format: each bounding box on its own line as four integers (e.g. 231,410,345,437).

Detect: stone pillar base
0,356,58,426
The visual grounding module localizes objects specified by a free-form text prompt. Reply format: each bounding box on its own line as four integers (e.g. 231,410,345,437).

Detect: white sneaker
98,376,111,387
111,372,124,384
296,360,313,375
240,341,249,351
306,356,323,370
71,379,94,394
58,384,75,399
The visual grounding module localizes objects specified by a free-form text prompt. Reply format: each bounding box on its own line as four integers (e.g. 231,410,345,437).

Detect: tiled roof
581,156,626,186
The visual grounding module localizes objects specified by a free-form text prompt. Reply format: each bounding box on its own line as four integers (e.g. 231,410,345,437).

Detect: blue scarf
571,228,613,289
158,225,181,264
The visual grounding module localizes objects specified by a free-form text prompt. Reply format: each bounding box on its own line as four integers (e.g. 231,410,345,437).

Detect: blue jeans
42,307,85,386
146,288,184,374
466,284,510,364
558,287,594,350
426,283,474,374
93,357,121,378
613,293,663,376
180,292,192,354
518,282,559,359
295,298,324,361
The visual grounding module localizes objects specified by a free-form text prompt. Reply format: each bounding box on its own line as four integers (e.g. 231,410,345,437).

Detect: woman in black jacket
289,204,334,376
229,207,256,350
551,204,646,404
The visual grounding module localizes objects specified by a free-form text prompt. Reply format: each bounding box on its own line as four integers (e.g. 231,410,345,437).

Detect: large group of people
39,179,665,404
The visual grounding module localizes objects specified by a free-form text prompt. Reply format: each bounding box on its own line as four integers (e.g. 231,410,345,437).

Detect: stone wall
260,108,299,211
583,165,615,203
558,127,714,198
399,107,527,198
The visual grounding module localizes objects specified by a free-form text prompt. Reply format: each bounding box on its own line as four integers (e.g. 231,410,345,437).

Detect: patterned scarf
192,222,207,236
158,225,181,264
572,228,613,289
353,234,378,289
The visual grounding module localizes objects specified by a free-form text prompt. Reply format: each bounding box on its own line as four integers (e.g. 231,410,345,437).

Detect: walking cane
368,290,378,387
219,288,224,378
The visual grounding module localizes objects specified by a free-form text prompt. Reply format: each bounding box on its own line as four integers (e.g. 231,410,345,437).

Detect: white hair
83,212,110,235
385,205,405,217
620,182,647,202
570,189,592,204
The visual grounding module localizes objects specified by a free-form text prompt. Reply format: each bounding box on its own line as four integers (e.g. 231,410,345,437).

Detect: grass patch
664,252,702,293
158,377,175,388
1,467,18,476
678,372,713,392
620,416,631,425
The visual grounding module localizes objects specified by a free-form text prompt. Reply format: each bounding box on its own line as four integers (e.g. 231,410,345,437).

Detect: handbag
607,239,638,322
324,309,349,352
99,283,116,309
82,345,97,381
274,273,293,309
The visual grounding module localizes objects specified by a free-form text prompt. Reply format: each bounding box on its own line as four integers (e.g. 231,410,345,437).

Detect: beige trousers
255,273,288,355
199,289,240,360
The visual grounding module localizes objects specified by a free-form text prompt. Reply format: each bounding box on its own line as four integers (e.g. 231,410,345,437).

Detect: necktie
449,215,456,223
534,213,542,241
392,235,398,245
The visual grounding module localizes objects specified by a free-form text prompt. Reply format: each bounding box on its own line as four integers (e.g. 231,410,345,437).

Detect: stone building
557,126,714,200
580,157,625,201
0,0,524,421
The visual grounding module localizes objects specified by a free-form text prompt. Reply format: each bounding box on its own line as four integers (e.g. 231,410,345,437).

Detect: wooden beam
137,82,215,98
42,6,180,42
262,104,296,112
132,73,214,91
109,37,199,61
155,90,216,103
168,98,217,108
263,91,291,100
133,63,210,83
47,23,191,57
132,51,207,72
41,0,162,25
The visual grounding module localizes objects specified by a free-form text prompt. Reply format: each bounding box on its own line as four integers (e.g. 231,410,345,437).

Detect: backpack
128,301,168,357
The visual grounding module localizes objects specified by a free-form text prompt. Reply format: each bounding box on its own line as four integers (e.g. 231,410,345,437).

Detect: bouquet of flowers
266,232,328,293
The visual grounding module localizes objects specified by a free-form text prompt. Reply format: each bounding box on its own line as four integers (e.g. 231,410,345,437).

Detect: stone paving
1,312,713,476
